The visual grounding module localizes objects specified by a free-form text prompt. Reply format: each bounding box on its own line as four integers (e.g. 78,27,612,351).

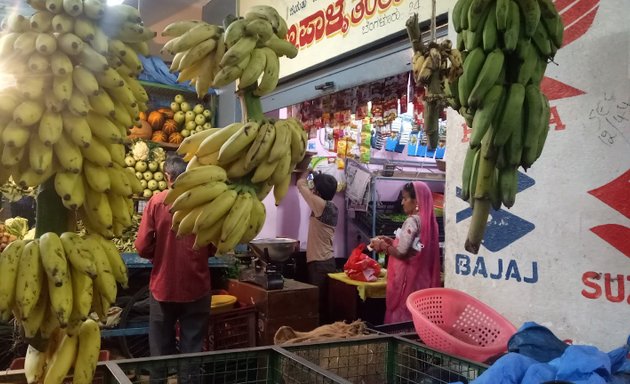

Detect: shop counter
227,279,319,346
327,272,387,326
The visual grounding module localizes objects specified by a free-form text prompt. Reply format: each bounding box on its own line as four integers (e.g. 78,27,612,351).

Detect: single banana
193,216,226,250
86,111,123,144
28,134,53,175
217,210,251,253
251,157,280,184
62,110,92,148
176,128,218,157
270,151,292,185
73,319,101,384
80,136,113,167
84,234,117,304
23,344,47,384
218,121,260,164
239,48,267,88
50,50,73,75
245,18,275,41
241,197,266,243
170,182,229,213
170,24,221,53
268,120,292,163
95,235,129,288
273,172,292,206
54,132,83,173
20,286,47,338
27,52,50,73
14,240,44,319
78,44,109,73
53,73,73,103
220,193,253,243
83,184,114,231
193,189,238,233
226,155,251,179
220,35,257,67
253,47,279,96
88,89,116,117
171,165,228,192
176,205,206,237
95,67,125,88
60,232,97,278
70,265,93,320
13,31,38,56
43,332,78,384
107,165,133,197
0,240,25,311
162,20,203,37
264,34,298,58
223,19,248,48
196,122,243,157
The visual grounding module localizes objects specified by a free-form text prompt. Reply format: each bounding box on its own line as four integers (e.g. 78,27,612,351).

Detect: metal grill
283,335,487,384
111,346,348,384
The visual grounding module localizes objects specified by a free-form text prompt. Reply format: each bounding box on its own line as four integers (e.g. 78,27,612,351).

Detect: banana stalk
35,178,69,237
240,85,265,122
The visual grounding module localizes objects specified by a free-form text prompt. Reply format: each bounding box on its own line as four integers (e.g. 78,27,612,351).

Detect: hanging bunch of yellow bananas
407,13,463,150
0,232,127,384
159,5,306,253
0,0,154,239
451,0,563,253
161,5,296,97
171,117,307,253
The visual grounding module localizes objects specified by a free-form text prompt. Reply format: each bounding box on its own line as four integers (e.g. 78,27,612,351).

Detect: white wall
445,0,630,350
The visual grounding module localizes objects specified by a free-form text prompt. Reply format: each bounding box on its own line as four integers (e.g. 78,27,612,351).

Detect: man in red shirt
135,154,214,364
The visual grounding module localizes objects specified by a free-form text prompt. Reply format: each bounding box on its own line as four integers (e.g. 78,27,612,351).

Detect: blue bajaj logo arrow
456,171,536,252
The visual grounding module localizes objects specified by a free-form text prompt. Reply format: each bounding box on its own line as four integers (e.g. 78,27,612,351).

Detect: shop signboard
238,0,451,79
445,0,630,350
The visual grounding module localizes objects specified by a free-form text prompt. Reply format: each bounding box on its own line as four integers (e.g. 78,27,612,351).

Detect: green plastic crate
112,346,351,384
281,335,488,384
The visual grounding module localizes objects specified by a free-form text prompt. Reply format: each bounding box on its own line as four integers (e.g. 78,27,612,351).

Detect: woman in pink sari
370,181,441,323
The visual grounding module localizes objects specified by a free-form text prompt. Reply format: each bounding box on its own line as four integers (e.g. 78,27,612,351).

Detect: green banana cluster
451,0,563,254
407,12,463,150
0,0,154,240
161,5,297,98
171,117,308,253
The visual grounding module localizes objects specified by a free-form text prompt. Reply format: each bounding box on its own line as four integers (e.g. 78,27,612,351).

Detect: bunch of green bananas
411,39,463,149
450,0,563,253
161,5,296,98
0,0,154,240
169,116,308,253
0,231,127,384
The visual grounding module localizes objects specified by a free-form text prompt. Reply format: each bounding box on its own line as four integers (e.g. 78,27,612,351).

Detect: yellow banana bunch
160,21,224,98
161,5,297,97
0,1,155,239
0,231,123,384
167,117,307,251
453,0,562,253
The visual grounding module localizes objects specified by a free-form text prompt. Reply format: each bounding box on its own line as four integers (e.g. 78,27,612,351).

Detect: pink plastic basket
406,288,517,363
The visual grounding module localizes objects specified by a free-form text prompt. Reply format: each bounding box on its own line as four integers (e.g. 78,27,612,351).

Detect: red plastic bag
344,243,381,282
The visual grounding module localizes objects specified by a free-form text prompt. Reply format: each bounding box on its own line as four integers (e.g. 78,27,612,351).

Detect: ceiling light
107,0,125,5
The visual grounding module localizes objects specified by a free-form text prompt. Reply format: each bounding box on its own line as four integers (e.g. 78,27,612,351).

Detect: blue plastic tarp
451,323,630,384
138,55,217,95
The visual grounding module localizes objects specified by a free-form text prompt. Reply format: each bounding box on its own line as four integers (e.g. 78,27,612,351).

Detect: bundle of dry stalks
274,320,369,345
